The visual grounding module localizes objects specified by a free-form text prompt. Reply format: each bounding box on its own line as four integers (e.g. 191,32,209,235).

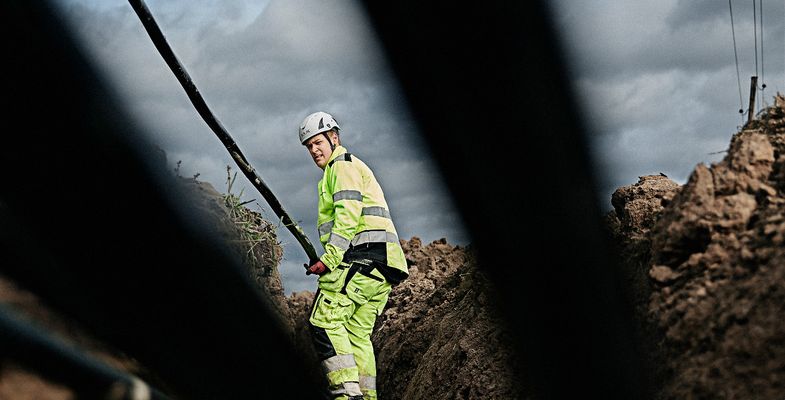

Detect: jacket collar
326,145,347,165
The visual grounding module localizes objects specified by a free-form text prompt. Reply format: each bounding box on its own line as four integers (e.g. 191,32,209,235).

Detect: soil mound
4,175,525,398
178,178,292,331
607,95,785,399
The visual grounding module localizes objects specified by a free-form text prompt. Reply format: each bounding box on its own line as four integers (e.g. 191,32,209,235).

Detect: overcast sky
52,0,784,294
549,0,784,204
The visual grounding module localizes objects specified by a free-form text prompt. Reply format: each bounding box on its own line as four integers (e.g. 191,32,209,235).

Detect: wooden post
748,76,758,123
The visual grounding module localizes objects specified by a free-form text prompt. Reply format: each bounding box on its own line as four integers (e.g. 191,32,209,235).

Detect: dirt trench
0,176,526,399
288,238,526,399
10,94,785,398
606,95,785,399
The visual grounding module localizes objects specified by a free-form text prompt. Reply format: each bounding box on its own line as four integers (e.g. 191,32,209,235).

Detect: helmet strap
322,131,336,151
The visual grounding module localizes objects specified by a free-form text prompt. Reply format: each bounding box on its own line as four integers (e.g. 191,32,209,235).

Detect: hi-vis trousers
309,261,392,400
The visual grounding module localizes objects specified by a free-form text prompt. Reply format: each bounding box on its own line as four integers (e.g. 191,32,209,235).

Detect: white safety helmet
299,111,340,144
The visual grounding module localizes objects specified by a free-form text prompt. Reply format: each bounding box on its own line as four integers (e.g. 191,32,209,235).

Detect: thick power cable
729,0,745,121
0,306,171,400
127,0,318,265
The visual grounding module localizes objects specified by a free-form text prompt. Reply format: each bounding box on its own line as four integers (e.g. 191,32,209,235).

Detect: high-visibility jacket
317,145,408,283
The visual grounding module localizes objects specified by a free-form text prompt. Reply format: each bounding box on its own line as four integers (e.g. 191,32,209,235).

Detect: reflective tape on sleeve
361,206,391,219
322,354,357,373
329,381,362,397
328,233,351,250
343,382,362,396
359,375,377,391
333,190,363,202
351,230,399,246
318,220,334,237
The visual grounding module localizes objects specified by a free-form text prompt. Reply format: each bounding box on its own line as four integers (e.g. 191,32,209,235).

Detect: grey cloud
553,1,784,81
583,65,755,210
550,0,785,212
666,0,731,28
53,0,467,294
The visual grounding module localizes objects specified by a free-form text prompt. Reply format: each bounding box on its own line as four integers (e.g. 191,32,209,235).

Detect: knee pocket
310,291,355,329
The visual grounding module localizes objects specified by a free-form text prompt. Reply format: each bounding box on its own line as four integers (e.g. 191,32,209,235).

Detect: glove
305,260,327,276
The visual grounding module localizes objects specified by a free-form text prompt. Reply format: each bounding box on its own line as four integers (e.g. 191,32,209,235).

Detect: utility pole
747,76,758,123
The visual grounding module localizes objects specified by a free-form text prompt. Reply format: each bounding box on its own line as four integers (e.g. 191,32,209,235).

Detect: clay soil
12,93,785,399
606,95,785,399
287,237,527,399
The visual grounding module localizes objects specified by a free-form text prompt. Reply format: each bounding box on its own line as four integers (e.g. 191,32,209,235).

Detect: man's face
304,133,335,169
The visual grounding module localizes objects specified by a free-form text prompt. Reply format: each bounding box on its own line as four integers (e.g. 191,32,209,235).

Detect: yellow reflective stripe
351,231,398,246
333,190,363,202
322,354,357,373
328,232,351,250
318,220,334,237
361,206,391,219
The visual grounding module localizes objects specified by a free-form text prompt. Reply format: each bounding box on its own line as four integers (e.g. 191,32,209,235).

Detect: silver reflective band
359,375,377,390
330,381,362,397
361,206,391,219
322,354,357,373
318,220,334,237
332,154,350,162
351,231,399,246
344,382,362,396
328,233,351,250
333,190,363,202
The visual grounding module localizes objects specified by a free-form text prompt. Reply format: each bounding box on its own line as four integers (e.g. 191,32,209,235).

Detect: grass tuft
222,165,280,276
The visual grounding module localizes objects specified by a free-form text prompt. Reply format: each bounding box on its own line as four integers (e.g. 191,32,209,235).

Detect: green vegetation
222,165,279,276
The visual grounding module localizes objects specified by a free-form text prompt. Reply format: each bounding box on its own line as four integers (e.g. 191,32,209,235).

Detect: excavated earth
606,95,785,399
1,177,526,399
10,94,785,399
288,238,526,399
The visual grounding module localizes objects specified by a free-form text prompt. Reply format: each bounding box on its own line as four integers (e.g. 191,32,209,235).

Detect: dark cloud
667,0,742,29
553,1,784,81
549,0,785,211
53,0,467,294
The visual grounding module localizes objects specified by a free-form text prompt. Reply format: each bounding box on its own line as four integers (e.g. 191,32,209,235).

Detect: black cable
0,306,172,400
729,0,745,120
127,0,319,265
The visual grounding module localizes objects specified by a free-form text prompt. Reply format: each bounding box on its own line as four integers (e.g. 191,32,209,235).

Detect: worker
300,111,408,400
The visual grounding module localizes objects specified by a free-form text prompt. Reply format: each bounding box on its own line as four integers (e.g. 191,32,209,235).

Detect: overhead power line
753,0,758,80
729,0,744,121
759,0,766,106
